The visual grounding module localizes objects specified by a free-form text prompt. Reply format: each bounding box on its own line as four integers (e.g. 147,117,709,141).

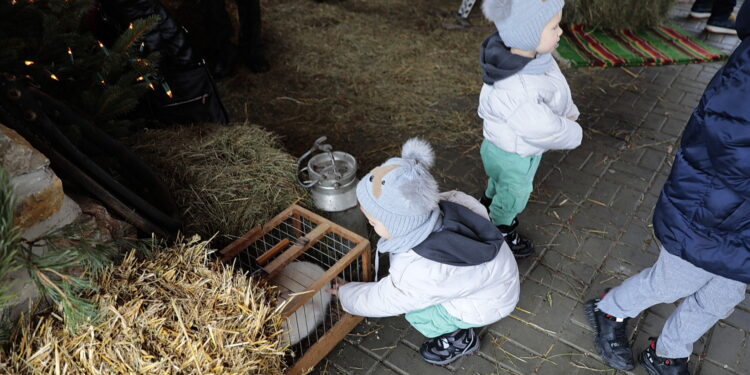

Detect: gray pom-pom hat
482,0,565,51
357,138,441,254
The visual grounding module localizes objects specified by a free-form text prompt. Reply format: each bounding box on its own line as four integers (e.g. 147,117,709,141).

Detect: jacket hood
480,32,532,85
738,0,749,40
412,201,504,266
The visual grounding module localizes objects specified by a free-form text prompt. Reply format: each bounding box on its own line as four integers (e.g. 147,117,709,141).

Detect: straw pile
0,237,288,375
563,0,676,29
130,123,307,247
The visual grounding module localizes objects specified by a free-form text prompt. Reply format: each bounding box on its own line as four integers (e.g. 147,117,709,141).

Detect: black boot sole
511,245,535,259
583,300,635,371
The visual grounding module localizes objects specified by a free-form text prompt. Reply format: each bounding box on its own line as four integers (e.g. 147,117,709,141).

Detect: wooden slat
218,205,297,262
291,205,367,243
291,212,303,240
360,244,372,282
286,314,364,375
263,223,331,280
256,238,290,266
217,226,261,262
279,240,369,318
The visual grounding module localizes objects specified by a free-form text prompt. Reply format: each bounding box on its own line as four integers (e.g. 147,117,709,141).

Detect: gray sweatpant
597,247,747,358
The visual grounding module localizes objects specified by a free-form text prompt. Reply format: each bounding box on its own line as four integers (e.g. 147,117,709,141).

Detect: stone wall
1,124,83,324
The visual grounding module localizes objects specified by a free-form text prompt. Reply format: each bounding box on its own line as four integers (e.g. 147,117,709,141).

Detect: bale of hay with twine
0,236,288,375
130,123,308,247
563,0,676,29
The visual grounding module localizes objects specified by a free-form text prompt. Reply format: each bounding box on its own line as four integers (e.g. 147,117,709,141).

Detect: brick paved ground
315,2,748,374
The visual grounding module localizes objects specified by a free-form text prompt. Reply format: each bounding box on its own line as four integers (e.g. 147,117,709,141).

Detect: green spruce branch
0,166,118,337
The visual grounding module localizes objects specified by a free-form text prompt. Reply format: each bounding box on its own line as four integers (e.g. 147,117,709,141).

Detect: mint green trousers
405,304,479,338
480,140,542,226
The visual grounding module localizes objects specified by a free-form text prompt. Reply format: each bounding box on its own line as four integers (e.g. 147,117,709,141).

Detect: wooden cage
219,205,371,375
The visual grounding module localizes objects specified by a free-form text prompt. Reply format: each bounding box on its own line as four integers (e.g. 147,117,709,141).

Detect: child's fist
326,278,347,295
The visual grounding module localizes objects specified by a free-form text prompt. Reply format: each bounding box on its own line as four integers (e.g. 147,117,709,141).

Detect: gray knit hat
482,0,565,51
357,138,440,252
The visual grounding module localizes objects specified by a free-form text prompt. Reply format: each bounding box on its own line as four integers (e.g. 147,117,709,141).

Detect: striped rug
557,24,727,67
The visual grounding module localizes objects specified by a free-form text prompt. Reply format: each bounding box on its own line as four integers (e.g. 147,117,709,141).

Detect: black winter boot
497,218,535,258
419,328,479,366
583,296,635,371
479,194,492,211
640,337,690,375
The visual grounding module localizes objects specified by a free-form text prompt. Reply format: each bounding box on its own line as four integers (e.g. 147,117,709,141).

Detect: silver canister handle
296,136,331,188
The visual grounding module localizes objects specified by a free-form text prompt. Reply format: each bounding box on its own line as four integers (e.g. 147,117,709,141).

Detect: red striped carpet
557,24,727,67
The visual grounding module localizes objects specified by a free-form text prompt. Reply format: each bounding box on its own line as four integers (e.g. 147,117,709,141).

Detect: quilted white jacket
338,191,520,326
478,59,583,156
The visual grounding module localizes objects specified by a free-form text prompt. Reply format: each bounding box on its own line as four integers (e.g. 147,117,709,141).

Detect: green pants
480,140,542,226
405,304,479,338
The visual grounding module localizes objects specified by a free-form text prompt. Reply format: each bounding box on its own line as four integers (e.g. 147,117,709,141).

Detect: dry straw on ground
131,123,307,247
0,237,288,375
564,0,675,29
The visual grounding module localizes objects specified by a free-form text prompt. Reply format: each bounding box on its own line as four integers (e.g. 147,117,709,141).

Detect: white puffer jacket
338,191,520,326
478,59,583,157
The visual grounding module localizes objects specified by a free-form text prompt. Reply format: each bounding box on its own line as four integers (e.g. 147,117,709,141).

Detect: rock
11,169,65,231
21,195,81,241
74,195,137,241
0,125,49,176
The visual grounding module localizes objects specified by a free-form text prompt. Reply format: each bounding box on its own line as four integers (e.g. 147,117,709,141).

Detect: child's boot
419,328,479,366
497,218,535,258
583,296,635,371
640,337,690,375
479,195,492,212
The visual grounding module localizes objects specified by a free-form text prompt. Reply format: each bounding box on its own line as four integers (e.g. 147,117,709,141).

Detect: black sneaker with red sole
640,337,690,375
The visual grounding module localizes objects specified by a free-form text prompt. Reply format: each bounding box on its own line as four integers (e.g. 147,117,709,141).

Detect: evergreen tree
0,0,162,134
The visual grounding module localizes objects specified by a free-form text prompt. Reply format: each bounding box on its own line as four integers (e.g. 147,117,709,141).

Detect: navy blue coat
653,1,750,283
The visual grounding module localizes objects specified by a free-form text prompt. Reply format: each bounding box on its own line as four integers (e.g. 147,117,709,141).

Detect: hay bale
563,0,676,29
131,123,307,246
0,237,288,375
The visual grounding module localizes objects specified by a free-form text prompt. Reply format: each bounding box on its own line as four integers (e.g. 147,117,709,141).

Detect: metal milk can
296,136,359,212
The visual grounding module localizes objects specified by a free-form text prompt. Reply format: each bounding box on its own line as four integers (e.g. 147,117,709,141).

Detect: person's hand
326,278,347,295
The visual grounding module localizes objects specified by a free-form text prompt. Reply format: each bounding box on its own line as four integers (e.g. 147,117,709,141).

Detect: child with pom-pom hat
328,138,520,365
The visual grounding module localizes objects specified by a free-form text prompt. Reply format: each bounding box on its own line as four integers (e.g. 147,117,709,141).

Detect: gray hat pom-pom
482,0,512,22
401,137,435,169
398,137,439,212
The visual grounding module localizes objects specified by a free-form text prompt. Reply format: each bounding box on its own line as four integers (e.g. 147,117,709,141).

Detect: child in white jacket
477,0,583,258
329,138,520,366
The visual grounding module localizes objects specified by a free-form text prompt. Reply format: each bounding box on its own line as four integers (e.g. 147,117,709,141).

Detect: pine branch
0,167,20,309
19,247,101,333
111,14,160,53
0,167,20,345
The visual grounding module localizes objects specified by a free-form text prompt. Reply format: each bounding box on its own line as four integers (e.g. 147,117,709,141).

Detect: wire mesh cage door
219,204,372,375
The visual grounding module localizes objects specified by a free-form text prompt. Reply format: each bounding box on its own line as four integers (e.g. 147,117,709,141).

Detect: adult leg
706,0,738,34
236,0,270,72
710,0,737,20
596,248,715,319
690,0,715,18
587,247,716,370
200,0,238,78
656,274,746,358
